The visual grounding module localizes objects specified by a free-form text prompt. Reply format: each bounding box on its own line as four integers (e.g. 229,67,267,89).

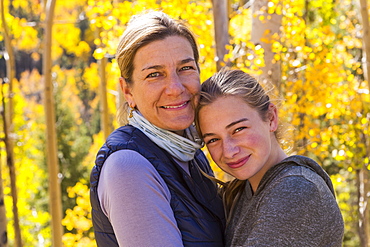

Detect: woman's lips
161,101,189,109
226,155,251,169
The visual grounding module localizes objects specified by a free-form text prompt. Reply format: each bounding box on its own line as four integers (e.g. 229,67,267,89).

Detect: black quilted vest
90,125,225,246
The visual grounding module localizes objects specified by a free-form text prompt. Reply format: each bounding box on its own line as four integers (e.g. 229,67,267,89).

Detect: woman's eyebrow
141,58,195,71
142,65,163,71
179,58,195,65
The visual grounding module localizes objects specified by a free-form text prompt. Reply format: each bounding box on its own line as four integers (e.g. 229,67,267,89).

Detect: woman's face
198,96,278,189
120,35,200,134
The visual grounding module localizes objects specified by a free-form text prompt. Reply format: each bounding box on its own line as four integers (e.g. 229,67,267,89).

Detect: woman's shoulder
103,149,161,179
100,149,171,199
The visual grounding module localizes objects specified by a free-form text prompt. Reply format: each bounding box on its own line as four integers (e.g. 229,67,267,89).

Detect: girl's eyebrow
202,132,215,139
202,118,249,139
226,118,249,129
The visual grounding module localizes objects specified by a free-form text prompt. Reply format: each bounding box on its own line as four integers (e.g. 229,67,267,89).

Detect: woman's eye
180,66,193,71
147,72,160,78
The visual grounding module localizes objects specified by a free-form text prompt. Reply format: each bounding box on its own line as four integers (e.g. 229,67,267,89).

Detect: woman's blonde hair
195,68,283,220
116,11,200,125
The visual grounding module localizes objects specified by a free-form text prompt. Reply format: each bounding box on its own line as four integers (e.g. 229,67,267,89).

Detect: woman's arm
98,149,183,246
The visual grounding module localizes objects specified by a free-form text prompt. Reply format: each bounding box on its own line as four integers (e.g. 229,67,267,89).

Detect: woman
195,68,344,246
90,11,225,247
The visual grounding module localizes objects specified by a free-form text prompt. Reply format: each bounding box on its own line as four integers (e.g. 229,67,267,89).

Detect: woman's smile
160,100,189,109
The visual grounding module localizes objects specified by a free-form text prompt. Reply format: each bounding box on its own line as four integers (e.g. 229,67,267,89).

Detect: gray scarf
128,109,202,162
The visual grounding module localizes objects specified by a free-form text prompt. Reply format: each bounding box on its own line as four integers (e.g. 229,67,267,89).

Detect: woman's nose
165,73,185,96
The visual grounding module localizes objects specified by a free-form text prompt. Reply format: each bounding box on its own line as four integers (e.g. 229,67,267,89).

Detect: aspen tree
43,0,63,246
359,0,370,89
212,0,230,71
358,0,370,245
251,0,282,92
0,0,22,246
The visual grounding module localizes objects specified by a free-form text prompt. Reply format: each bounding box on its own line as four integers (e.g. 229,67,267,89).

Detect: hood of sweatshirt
256,155,335,197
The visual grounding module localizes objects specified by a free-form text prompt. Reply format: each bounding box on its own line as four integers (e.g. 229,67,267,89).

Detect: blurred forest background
0,0,369,246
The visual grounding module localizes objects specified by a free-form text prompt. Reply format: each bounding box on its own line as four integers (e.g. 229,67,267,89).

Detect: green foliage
53,66,94,214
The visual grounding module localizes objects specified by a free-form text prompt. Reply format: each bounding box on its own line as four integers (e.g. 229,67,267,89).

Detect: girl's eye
234,127,246,133
206,138,219,145
147,72,160,78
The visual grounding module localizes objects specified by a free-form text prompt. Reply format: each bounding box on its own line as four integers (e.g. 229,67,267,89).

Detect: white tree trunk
251,0,282,91
0,160,7,247
1,0,21,246
358,1,370,245
99,57,110,139
212,0,230,71
43,0,63,246
359,0,370,89
357,166,369,247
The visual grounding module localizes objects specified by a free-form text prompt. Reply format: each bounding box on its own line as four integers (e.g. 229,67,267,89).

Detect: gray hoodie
225,155,344,247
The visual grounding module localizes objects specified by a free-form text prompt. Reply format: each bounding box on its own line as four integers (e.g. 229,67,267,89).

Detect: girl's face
198,96,279,190
120,35,200,135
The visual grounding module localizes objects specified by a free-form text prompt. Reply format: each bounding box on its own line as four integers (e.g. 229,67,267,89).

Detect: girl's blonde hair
195,68,283,220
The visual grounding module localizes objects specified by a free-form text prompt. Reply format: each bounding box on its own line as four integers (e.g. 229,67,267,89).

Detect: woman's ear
268,103,278,132
119,77,135,107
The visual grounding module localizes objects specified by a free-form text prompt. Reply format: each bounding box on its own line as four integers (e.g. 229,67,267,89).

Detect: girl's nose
223,138,239,159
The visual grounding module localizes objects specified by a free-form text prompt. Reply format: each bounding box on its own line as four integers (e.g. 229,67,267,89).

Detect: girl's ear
268,103,278,132
119,77,135,108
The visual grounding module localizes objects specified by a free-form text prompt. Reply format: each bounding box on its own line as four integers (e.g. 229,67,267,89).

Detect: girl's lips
226,155,251,169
